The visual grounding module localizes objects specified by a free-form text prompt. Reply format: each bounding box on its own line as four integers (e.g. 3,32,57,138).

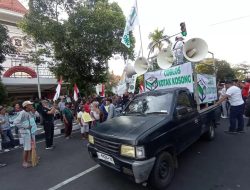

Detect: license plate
97,152,115,165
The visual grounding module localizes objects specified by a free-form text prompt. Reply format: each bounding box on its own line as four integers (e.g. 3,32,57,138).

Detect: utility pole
36,63,41,99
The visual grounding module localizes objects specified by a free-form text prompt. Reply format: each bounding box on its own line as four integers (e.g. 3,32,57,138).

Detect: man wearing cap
216,80,245,134
40,100,56,150
13,101,34,168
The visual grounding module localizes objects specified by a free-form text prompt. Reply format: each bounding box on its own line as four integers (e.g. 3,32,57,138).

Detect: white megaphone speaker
157,43,174,69
134,57,149,75
183,38,208,62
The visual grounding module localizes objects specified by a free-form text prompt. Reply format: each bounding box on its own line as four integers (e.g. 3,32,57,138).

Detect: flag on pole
53,79,62,101
73,84,80,101
139,82,144,94
121,0,139,48
101,84,105,97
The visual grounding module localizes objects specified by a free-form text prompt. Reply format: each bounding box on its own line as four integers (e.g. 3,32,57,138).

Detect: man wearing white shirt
216,80,245,134
218,83,229,118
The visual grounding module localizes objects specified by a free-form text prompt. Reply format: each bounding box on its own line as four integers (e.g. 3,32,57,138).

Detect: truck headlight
136,146,145,159
121,145,145,158
121,145,135,158
88,135,94,144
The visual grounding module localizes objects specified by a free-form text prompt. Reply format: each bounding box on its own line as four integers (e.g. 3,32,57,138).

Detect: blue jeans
1,129,15,147
229,104,244,132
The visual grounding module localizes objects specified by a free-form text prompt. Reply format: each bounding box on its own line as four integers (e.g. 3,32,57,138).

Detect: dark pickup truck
88,88,221,190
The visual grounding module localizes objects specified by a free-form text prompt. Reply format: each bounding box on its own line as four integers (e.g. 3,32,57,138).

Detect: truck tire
149,152,175,190
203,121,215,141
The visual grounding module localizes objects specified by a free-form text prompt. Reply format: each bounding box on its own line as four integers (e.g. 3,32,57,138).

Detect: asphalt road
1,119,250,190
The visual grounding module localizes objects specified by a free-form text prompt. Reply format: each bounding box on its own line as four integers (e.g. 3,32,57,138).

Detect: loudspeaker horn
157,43,174,69
134,57,149,75
183,38,208,62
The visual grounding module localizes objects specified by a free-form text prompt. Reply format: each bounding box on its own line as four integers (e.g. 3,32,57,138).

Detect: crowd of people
0,92,134,168
1,79,250,168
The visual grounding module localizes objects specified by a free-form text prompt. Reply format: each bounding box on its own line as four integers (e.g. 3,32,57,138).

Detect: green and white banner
197,74,217,103
144,62,194,92
128,74,137,93
121,0,139,48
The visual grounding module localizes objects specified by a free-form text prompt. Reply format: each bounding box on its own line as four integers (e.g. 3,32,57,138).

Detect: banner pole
136,0,144,57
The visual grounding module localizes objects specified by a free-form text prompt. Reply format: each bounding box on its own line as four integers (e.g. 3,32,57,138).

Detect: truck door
173,90,201,152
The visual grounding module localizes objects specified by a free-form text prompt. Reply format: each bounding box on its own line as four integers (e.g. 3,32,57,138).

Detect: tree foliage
0,24,16,70
0,81,7,105
0,24,15,104
148,28,165,71
105,71,121,96
195,58,215,75
215,60,235,82
148,28,165,53
232,63,250,80
194,58,235,82
20,0,135,92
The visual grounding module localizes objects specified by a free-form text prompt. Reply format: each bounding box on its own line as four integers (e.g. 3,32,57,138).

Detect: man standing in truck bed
217,80,245,133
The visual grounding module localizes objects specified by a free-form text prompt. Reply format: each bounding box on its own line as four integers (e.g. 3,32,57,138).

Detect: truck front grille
94,136,120,155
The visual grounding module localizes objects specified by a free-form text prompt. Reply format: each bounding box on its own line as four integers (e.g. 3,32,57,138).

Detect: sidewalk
1,120,80,149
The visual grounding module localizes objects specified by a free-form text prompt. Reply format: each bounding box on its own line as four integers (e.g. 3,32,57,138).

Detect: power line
210,15,250,26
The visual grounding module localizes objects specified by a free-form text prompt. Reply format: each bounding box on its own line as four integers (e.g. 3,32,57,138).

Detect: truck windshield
124,92,173,115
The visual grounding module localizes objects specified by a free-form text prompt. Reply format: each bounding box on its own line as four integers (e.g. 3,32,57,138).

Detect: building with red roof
0,1,60,99
0,0,27,14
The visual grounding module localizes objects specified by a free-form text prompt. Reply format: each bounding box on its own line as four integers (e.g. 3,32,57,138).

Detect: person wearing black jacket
41,100,56,150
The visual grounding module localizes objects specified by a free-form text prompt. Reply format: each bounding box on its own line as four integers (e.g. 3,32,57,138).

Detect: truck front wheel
149,152,175,190
203,121,215,141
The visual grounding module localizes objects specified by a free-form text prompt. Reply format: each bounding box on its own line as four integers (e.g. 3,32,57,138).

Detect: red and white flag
101,84,105,97
139,83,144,94
73,84,80,101
53,79,62,101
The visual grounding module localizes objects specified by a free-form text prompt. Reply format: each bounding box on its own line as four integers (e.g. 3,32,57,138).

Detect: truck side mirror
175,106,188,118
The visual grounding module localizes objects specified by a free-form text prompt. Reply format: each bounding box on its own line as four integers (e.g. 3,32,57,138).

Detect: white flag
121,0,139,48
53,80,62,101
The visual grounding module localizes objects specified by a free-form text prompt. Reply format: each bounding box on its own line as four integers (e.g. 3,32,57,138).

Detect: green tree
105,71,121,96
233,63,250,80
196,58,235,82
148,28,166,71
215,60,235,82
148,28,165,53
0,24,16,72
20,0,135,92
0,24,16,104
195,58,215,74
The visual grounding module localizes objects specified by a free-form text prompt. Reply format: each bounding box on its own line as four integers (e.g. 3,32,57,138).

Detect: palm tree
148,28,165,54
148,28,170,71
